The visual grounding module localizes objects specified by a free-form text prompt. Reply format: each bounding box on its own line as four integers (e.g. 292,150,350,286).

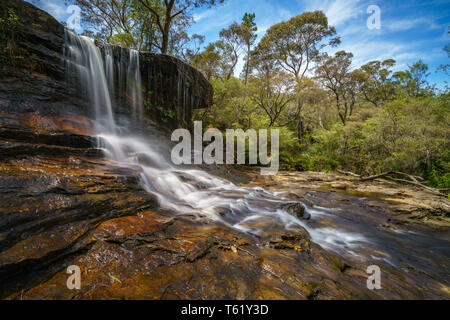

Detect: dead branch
384,177,437,193
360,171,422,182
336,170,445,195
337,169,361,177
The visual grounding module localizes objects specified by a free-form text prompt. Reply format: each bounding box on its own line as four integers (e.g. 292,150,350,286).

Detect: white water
65,31,116,133
64,30,368,257
128,50,144,123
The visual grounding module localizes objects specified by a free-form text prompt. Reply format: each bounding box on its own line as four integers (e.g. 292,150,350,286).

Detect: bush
299,95,449,186
0,9,23,71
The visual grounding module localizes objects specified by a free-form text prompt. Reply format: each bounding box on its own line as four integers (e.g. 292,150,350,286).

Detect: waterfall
63,30,367,258
64,30,116,133
128,50,144,124
104,46,115,102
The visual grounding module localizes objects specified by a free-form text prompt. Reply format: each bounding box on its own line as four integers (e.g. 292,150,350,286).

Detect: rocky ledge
253,171,450,229
2,164,449,299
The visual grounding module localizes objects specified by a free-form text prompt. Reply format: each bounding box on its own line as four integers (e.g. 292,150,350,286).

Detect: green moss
0,8,35,76
144,98,175,123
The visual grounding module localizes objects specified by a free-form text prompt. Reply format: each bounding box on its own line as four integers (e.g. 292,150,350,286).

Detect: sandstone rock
281,202,310,220
94,212,173,241
330,183,350,190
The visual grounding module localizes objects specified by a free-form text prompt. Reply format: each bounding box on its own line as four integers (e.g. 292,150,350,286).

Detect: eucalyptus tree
217,14,257,82
75,0,160,50
138,0,224,55
249,47,295,127
219,22,246,79
189,41,233,81
359,59,396,107
286,78,328,143
255,11,340,141
315,51,360,126
241,13,257,85
257,10,340,83
393,60,432,97
76,0,223,53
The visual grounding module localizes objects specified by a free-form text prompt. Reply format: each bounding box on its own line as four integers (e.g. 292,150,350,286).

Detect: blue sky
29,0,450,86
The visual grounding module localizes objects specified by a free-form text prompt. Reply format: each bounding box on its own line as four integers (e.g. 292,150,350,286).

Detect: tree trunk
244,43,250,85
297,117,304,144
161,25,170,55
339,112,346,126
161,0,175,55
318,113,324,129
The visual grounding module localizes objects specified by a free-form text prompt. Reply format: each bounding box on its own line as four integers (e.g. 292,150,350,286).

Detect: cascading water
104,46,115,102
64,31,116,134
63,30,369,259
128,50,144,124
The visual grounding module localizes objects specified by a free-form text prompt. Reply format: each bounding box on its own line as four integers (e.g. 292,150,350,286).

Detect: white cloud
193,8,217,22
38,0,67,21
301,0,364,27
277,8,293,21
330,40,406,68
387,18,441,32
193,13,234,34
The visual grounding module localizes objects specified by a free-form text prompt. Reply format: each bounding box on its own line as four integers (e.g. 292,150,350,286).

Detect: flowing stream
63,31,449,284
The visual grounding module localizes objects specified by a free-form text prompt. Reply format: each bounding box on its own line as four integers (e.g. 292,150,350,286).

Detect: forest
62,0,450,190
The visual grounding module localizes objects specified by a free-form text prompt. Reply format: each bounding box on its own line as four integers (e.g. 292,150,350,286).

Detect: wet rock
265,172,450,228
5,220,370,300
0,128,96,148
268,231,311,253
281,202,310,220
330,183,350,190
94,212,173,242
139,52,213,128
0,157,158,298
0,0,214,298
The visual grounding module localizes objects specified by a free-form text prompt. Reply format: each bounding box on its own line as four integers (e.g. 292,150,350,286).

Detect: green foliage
188,10,449,189
242,13,257,32
302,95,449,187
258,10,340,82
200,77,258,129
393,60,433,97
0,8,24,72
77,0,224,55
315,51,358,125
144,98,175,123
77,0,163,50
359,59,397,107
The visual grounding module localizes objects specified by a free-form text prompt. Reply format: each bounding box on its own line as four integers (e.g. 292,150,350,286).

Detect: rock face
264,171,450,228
139,52,213,128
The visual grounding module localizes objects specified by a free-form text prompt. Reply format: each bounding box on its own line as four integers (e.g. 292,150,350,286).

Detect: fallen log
360,171,422,183
337,169,361,177
337,170,446,195
385,177,438,193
